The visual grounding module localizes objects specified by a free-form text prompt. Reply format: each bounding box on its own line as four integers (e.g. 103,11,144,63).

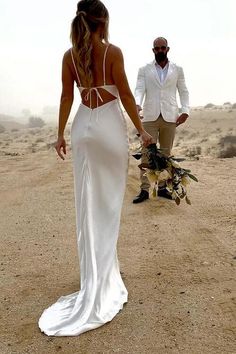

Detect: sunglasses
154,46,167,51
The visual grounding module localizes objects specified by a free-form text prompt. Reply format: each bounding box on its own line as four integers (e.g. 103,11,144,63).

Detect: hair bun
76,10,87,17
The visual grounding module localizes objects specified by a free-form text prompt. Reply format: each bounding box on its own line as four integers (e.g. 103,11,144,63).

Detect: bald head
153,37,168,47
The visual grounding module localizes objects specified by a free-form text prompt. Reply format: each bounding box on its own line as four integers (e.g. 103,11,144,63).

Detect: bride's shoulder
62,48,74,62
107,43,124,59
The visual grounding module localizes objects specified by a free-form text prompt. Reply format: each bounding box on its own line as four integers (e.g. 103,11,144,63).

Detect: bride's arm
58,51,74,138
55,51,74,160
110,45,153,146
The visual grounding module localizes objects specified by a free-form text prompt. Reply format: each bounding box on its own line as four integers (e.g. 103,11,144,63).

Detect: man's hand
136,105,143,119
176,113,189,127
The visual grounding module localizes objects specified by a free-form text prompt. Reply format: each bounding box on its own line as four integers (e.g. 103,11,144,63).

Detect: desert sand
0,108,236,354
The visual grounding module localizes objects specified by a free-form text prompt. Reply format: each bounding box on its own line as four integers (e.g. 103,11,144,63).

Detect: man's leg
140,120,159,191
158,115,176,157
133,118,159,203
158,115,176,199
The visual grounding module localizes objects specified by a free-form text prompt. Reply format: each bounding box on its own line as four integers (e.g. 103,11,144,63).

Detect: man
133,37,190,203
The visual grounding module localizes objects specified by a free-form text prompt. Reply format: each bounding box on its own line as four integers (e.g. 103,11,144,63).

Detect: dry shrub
28,129,40,135
217,135,236,158
200,138,208,143
28,116,45,128
189,132,198,139
47,142,55,150
204,103,215,109
0,124,6,133
218,145,236,158
3,151,19,157
186,146,201,157
220,135,236,145
35,137,44,143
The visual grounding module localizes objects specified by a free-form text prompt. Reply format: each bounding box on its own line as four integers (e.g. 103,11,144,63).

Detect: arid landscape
0,106,236,353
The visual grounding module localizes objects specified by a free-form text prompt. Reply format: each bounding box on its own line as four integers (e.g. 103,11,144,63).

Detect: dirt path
0,151,235,354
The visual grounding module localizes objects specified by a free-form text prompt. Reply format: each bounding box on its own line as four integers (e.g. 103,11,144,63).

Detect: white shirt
155,61,169,83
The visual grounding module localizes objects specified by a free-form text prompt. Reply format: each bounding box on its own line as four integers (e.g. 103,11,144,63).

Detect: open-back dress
38,45,129,336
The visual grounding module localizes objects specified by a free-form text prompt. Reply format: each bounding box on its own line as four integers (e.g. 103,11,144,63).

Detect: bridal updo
70,0,109,87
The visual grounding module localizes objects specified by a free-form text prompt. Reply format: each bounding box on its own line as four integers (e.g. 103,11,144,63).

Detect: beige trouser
140,114,176,191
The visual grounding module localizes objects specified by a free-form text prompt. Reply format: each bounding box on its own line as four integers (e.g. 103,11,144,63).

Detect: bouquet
133,143,198,205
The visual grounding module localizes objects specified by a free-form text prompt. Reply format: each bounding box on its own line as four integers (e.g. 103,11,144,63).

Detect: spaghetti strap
70,49,81,86
103,44,110,86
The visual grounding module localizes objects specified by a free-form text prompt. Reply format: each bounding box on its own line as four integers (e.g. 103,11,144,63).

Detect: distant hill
0,114,17,121
0,121,26,132
0,113,27,130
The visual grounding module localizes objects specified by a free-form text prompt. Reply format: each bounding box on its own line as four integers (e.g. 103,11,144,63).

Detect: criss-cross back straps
103,44,110,86
70,49,81,86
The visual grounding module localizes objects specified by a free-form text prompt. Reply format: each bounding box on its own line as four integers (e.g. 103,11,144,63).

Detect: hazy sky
0,0,236,118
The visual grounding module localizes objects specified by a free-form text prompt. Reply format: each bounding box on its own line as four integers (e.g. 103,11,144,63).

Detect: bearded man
133,37,190,203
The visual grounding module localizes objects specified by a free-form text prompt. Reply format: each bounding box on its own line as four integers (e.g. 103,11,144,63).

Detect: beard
155,52,167,62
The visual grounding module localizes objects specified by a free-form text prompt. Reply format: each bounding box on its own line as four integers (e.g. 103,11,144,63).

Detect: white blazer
134,61,190,123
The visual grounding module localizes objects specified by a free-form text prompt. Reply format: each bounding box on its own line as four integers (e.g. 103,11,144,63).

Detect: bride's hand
139,130,154,147
55,136,66,160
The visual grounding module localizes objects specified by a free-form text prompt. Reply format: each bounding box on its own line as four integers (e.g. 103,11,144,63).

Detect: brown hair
70,0,109,87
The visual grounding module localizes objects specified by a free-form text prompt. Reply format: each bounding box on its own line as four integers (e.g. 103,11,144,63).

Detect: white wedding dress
38,45,129,336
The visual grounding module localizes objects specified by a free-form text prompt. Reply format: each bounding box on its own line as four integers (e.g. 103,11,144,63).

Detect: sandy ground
0,109,236,353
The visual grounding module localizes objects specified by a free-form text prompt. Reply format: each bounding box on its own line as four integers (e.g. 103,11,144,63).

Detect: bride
38,0,153,336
